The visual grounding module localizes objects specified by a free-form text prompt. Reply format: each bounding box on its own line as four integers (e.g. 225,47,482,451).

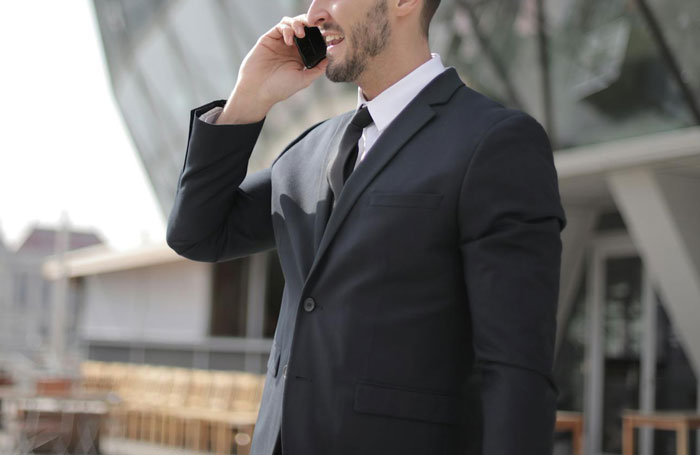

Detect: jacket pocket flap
369,192,443,209
353,382,458,425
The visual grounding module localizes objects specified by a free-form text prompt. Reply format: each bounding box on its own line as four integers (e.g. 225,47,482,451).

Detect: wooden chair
205,372,265,455
181,371,236,452
124,365,158,440
102,362,131,438
80,361,266,454
139,367,174,442
157,368,193,447
79,361,103,391
165,369,214,451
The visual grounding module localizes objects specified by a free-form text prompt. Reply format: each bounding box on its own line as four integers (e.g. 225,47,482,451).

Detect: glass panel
602,256,642,453
171,0,240,101
546,0,694,148
93,0,700,215
554,274,587,413
117,72,179,214
92,0,167,83
447,0,545,120
552,273,587,454
136,28,196,125
117,0,168,40
644,0,700,109
653,300,699,453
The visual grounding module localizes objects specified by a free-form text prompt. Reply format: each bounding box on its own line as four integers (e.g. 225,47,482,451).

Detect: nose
306,0,330,27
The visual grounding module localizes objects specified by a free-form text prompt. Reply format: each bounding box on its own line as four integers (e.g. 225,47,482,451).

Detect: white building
0,226,102,371
43,244,283,374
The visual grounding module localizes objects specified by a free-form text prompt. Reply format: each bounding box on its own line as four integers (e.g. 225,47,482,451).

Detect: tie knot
350,106,373,129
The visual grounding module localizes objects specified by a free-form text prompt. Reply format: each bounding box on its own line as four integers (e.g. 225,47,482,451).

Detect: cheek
328,1,345,17
329,1,357,32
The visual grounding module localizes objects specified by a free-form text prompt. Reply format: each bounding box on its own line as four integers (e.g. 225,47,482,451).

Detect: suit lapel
306,68,464,286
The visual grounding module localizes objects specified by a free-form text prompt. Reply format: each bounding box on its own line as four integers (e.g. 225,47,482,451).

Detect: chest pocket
368,192,443,209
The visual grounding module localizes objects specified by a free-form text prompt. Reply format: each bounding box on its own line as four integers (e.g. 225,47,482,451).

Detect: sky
0,1,165,251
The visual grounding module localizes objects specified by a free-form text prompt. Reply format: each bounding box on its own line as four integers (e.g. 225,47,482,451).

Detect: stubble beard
325,0,391,83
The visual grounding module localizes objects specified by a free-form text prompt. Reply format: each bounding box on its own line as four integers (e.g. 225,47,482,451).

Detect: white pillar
607,169,700,375
639,270,657,455
584,249,605,455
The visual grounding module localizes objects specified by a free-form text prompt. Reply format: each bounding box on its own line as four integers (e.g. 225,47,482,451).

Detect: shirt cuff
199,106,224,124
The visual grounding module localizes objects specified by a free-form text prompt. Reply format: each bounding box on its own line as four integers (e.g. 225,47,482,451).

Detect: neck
357,39,431,101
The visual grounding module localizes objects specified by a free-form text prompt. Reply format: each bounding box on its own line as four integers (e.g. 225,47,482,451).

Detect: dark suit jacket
167,68,567,455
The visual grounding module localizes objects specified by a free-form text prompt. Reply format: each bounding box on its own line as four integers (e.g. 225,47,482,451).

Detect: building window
209,258,249,337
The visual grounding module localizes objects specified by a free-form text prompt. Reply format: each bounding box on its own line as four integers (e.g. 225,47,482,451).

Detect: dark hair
421,0,441,37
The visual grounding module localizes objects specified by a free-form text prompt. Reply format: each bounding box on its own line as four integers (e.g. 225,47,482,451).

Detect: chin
324,59,345,83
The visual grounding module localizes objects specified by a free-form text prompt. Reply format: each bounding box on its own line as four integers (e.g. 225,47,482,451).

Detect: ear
393,0,422,18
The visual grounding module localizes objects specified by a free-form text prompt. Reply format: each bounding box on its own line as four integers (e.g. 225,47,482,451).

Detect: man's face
310,0,392,83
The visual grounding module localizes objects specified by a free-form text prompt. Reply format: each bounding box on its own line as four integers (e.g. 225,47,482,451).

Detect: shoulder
450,84,547,140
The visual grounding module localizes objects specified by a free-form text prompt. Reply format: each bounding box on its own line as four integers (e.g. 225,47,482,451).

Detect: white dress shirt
200,53,447,163
354,53,446,163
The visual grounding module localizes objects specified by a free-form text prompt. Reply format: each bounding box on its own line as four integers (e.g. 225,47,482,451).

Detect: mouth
323,33,345,50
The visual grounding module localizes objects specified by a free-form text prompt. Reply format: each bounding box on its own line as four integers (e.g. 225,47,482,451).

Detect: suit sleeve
457,112,567,454
166,100,274,262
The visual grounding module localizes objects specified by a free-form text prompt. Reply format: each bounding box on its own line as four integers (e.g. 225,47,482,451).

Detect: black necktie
328,106,373,204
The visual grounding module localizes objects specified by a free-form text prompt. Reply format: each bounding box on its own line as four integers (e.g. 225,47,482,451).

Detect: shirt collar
357,53,446,132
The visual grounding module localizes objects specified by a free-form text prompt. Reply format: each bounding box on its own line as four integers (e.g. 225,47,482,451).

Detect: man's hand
216,15,329,125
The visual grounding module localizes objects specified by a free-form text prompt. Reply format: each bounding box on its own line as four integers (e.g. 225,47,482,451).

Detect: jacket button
303,297,316,312
282,364,288,378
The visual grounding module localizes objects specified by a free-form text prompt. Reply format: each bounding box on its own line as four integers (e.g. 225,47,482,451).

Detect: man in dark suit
166,0,567,453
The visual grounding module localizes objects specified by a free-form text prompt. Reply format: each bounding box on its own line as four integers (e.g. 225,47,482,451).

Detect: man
166,0,567,453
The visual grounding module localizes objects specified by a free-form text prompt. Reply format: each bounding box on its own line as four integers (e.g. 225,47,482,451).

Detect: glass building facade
91,1,700,454
92,0,700,215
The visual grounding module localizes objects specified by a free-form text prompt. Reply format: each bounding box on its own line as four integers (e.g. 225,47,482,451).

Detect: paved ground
102,437,212,455
0,431,577,454
0,432,214,455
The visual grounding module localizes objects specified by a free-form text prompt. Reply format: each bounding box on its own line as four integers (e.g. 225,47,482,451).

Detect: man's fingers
282,15,310,41
266,15,311,46
292,21,306,38
279,24,295,46
279,17,294,45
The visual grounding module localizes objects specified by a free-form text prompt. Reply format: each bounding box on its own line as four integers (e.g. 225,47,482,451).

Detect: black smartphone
293,26,327,69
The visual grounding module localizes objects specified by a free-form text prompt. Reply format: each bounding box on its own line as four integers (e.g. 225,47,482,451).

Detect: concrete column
607,168,700,375
639,271,657,455
583,248,605,455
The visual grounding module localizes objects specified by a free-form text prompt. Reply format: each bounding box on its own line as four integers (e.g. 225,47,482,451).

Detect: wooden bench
622,410,700,455
556,411,583,455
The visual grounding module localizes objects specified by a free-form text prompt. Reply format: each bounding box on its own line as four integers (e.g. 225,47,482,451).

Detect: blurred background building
29,0,700,454
0,224,103,374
